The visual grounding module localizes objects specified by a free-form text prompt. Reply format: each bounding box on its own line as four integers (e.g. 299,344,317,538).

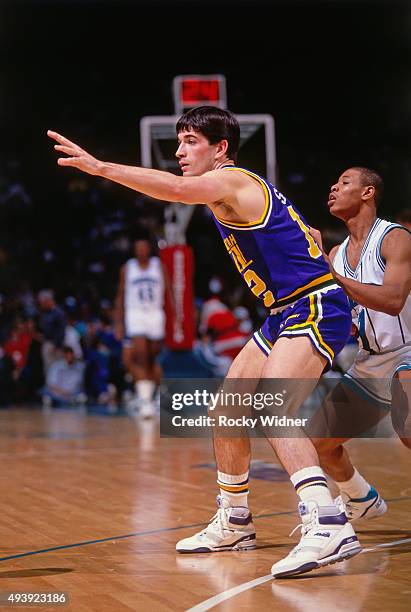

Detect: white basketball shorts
124,310,165,343
344,344,411,406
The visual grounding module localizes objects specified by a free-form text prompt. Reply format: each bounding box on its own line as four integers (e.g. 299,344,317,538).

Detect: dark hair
351,167,384,207
130,226,151,243
176,106,240,162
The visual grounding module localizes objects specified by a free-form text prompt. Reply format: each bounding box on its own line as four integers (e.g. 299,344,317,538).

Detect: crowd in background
0,272,254,409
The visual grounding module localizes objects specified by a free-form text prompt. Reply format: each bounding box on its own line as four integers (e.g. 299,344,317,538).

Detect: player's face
134,240,151,263
327,169,364,219
176,130,219,176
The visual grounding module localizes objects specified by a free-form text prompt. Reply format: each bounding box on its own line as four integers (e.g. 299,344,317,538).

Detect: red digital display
181,79,220,105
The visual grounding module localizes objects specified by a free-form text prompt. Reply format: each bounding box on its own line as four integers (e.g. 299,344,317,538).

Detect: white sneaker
335,486,387,521
271,500,361,578
176,496,256,553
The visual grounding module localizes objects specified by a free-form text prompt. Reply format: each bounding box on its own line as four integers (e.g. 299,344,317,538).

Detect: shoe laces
289,519,315,538
289,522,304,538
289,505,319,538
335,494,354,519
199,507,229,540
287,520,315,557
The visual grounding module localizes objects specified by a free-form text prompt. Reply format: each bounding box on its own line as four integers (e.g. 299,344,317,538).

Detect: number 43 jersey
124,256,164,316
212,167,335,310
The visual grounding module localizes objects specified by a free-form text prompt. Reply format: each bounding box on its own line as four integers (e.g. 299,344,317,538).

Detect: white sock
136,380,155,402
291,466,334,506
217,470,249,508
336,468,371,500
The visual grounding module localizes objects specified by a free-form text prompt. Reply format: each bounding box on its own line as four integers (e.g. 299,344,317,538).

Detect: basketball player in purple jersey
48,107,361,578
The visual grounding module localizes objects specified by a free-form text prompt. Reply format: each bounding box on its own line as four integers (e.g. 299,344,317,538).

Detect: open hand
309,226,323,252
309,225,339,279
47,130,102,176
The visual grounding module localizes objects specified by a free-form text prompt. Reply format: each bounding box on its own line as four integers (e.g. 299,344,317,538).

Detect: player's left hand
47,130,102,176
309,226,323,251
322,251,341,285
308,226,339,279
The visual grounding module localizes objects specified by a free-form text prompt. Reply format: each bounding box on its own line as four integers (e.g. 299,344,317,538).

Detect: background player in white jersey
114,237,166,417
311,167,411,520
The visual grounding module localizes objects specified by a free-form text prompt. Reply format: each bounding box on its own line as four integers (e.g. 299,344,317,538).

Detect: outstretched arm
330,229,411,316
47,130,235,205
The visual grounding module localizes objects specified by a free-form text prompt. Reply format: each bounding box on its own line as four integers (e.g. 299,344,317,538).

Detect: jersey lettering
224,234,253,272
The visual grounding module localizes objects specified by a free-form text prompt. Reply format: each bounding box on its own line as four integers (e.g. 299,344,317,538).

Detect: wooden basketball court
0,407,410,611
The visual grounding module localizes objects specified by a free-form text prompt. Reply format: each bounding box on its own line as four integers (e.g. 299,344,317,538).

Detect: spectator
64,322,83,360
21,318,44,402
206,308,249,362
198,277,230,332
195,280,251,376
3,317,34,401
37,289,66,376
3,317,33,376
42,346,86,408
84,337,117,410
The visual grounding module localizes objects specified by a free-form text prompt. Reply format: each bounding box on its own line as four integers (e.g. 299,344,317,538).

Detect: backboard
140,114,277,184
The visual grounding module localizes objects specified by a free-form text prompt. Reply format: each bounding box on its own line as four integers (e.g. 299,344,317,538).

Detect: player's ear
215,139,229,159
362,185,375,202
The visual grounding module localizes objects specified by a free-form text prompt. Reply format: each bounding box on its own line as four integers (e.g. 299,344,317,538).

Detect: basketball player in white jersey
311,167,411,521
114,238,166,417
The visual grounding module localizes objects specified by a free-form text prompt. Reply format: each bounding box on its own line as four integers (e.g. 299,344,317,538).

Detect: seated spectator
3,317,33,377
198,277,229,335
233,305,253,335
84,337,118,410
195,278,251,376
42,346,86,408
3,317,34,401
206,308,250,362
195,301,251,378
22,318,44,402
193,336,232,377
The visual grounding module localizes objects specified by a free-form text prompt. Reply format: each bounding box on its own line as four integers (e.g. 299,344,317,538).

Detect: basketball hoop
139,75,277,244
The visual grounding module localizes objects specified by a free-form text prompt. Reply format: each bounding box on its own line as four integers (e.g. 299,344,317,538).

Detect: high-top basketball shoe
271,500,361,578
176,495,256,553
335,486,387,521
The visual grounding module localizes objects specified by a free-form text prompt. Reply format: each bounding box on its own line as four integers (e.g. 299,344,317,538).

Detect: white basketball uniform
123,257,165,342
333,218,411,405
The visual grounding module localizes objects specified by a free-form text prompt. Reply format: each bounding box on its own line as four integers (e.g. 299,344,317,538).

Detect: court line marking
0,522,210,562
0,497,409,562
0,511,294,562
362,537,411,553
186,536,411,612
187,575,274,612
